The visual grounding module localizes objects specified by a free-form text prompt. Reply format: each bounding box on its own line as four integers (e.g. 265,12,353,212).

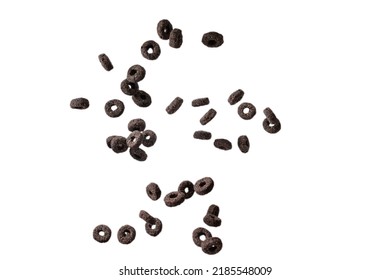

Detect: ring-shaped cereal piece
237,135,250,153
127,64,146,83
169,28,183,48
98,53,113,71
126,130,144,149
201,237,223,255
214,138,232,151
145,218,163,237
139,210,156,224
121,79,139,96
110,136,128,153
142,130,157,147
238,102,256,120
128,118,146,132
157,19,173,40
203,214,222,227
263,118,281,134
146,183,161,201
132,90,152,108
141,40,161,60
105,99,125,118
192,227,212,247
194,177,214,195
164,191,185,207
93,224,112,243
202,32,224,48
117,225,136,244
178,180,194,199
70,97,89,109
129,147,148,161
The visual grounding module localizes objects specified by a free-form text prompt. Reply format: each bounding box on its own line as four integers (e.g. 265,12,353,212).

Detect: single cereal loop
194,177,214,195
105,99,125,118
145,218,163,237
228,89,244,105
98,53,113,71
70,98,89,109
157,19,173,40
117,225,136,245
169,28,183,48
203,214,222,227
132,90,152,108
127,65,146,83
120,79,139,96
202,32,224,48
207,204,220,216
178,180,194,199
193,130,212,140
128,118,146,132
146,183,161,201
214,138,232,151
110,136,128,153
201,237,223,255
106,135,117,148
141,40,161,60
166,97,184,114
142,130,157,147
192,227,212,247
129,147,148,161
192,97,210,107
139,210,157,224
126,130,144,149
93,224,112,243
263,118,281,134
237,135,250,153
164,191,185,207
238,102,256,120
200,108,217,125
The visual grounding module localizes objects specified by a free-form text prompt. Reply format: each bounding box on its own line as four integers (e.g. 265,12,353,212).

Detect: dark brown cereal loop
129,147,148,161
178,180,194,199
132,90,152,108
126,130,144,149
110,136,128,153
106,135,117,148
193,130,212,140
128,118,146,132
207,204,220,216
164,191,185,207
98,53,113,71
145,218,163,237
194,177,214,195
203,214,222,227
166,97,184,114
93,224,112,243
120,79,139,96
157,19,173,40
237,135,250,153
202,32,224,48
142,130,157,147
201,237,223,255
117,225,136,245
263,107,281,134
238,102,257,120
192,227,212,247
169,28,183,48
104,99,125,118
192,97,210,107
200,108,217,125
214,138,232,151
127,64,146,83
139,210,157,224
70,98,89,109
228,89,244,105
141,40,161,60
146,183,161,201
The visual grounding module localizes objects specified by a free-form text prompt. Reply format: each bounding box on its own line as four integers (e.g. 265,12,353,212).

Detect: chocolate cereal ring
142,130,157,147
129,147,148,161
237,135,250,153
141,40,161,60
200,108,217,125
146,183,161,201
201,237,223,255
127,64,146,83
93,224,112,243
214,138,232,151
207,204,220,216
145,218,162,237
202,32,224,48
164,191,185,207
117,225,136,244
132,90,152,108
98,53,113,71
192,97,210,107
157,19,173,40
139,210,157,224
192,227,212,247
169,28,183,48
166,97,183,114
228,89,244,105
126,130,144,149
106,135,117,148
120,79,139,96
203,214,222,227
178,180,194,199
193,130,212,140
263,107,281,134
105,99,125,118
110,136,128,153
128,118,146,132
238,102,256,120
70,97,89,109
194,177,214,195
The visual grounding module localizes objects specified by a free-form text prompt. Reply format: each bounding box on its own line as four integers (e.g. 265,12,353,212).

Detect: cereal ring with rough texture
145,218,162,237
93,224,112,243
129,147,148,161
228,89,244,105
139,210,157,224
110,136,128,153
194,177,214,195
169,28,183,48
178,180,194,199
120,79,139,96
141,40,161,60
203,214,222,227
128,118,146,132
146,183,161,201
106,135,117,148
200,109,217,125
117,225,136,244
98,53,113,71
157,19,173,40
202,32,224,48
105,99,125,118
166,97,183,114
132,90,152,108
237,135,250,153
192,227,212,247
192,97,210,107
263,118,281,134
126,130,144,149
193,130,212,140
142,130,157,147
201,237,223,255
164,191,185,207
207,204,220,216
238,102,256,120
70,98,89,109
127,65,146,83
214,138,232,151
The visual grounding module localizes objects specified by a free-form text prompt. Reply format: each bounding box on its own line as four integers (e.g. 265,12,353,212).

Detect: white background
1,0,390,279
